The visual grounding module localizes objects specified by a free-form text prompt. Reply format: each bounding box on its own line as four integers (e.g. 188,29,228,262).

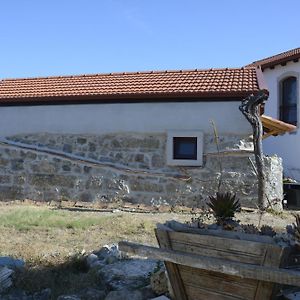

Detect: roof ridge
0,67,255,82
247,47,300,68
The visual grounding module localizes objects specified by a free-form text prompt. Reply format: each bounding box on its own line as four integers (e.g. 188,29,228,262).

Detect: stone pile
0,244,170,300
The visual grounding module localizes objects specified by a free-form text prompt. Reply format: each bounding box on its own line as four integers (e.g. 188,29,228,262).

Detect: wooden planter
120,221,300,300
155,221,292,300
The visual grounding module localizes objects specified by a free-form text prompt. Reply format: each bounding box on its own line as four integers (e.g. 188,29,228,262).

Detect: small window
173,137,197,160
167,130,203,166
280,76,297,125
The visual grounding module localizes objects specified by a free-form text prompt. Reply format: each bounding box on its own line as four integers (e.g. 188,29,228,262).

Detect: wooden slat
165,221,275,244
179,266,257,300
168,231,266,264
171,241,263,265
184,285,244,300
254,244,285,299
155,228,188,300
118,241,300,287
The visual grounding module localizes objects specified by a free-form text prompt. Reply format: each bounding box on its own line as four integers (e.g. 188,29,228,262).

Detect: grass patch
0,206,113,230
0,204,189,265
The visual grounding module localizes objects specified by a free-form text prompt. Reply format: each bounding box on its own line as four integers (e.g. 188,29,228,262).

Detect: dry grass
0,203,193,297
0,203,298,264
0,203,298,298
0,203,191,265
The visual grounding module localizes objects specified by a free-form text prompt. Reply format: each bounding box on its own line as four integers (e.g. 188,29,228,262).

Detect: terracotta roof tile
247,47,300,70
0,67,264,104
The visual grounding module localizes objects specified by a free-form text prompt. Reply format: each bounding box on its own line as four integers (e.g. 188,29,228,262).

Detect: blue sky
0,0,299,78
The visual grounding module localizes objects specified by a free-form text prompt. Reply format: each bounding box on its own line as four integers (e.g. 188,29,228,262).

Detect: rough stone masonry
0,132,283,209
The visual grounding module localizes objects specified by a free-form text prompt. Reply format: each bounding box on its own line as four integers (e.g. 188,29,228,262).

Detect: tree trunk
239,90,269,209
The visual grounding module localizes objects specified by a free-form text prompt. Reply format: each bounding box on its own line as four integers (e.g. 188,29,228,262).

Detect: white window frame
167,130,204,166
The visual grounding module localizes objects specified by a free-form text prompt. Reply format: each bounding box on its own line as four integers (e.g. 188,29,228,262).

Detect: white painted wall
0,101,251,136
263,60,300,180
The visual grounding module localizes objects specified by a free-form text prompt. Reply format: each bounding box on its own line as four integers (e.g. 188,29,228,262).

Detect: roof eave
256,53,300,71
0,90,259,105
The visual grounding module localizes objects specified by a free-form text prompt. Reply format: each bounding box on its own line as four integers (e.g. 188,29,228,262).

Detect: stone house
248,47,300,181
0,67,290,208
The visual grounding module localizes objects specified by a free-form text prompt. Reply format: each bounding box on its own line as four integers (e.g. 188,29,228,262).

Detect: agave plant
207,192,241,225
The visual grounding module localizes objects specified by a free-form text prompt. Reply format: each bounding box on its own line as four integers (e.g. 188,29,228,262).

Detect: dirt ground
0,202,299,298
0,201,298,265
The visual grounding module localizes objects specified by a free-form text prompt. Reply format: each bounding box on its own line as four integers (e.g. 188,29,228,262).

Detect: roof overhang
261,115,297,139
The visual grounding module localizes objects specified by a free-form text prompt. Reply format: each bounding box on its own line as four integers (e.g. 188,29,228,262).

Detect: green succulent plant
207,192,241,225
260,225,276,237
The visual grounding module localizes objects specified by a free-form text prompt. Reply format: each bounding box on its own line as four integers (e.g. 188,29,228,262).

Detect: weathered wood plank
164,221,275,244
254,244,285,299
184,284,247,300
119,241,300,287
168,230,268,265
155,228,188,300
168,230,267,255
171,240,263,265
179,266,257,300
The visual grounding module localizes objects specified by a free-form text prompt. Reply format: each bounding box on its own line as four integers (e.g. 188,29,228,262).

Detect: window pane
280,77,297,125
173,137,197,160
282,77,297,105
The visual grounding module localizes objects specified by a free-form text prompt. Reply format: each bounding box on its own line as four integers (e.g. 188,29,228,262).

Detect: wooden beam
155,227,188,300
262,130,278,139
119,241,300,287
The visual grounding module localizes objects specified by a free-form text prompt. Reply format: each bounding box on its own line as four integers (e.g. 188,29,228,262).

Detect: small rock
77,138,87,145
63,144,73,153
139,285,156,299
90,260,106,269
33,288,51,300
150,296,171,300
105,256,118,265
57,296,81,300
1,289,29,300
150,269,168,295
94,244,123,261
86,253,99,268
0,257,25,269
0,267,14,292
79,288,106,300
99,258,158,291
104,290,143,300
285,292,300,300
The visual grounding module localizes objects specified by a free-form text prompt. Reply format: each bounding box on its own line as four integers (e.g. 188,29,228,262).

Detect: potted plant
119,192,300,299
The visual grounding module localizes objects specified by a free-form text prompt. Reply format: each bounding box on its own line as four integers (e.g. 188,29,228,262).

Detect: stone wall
0,132,283,208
